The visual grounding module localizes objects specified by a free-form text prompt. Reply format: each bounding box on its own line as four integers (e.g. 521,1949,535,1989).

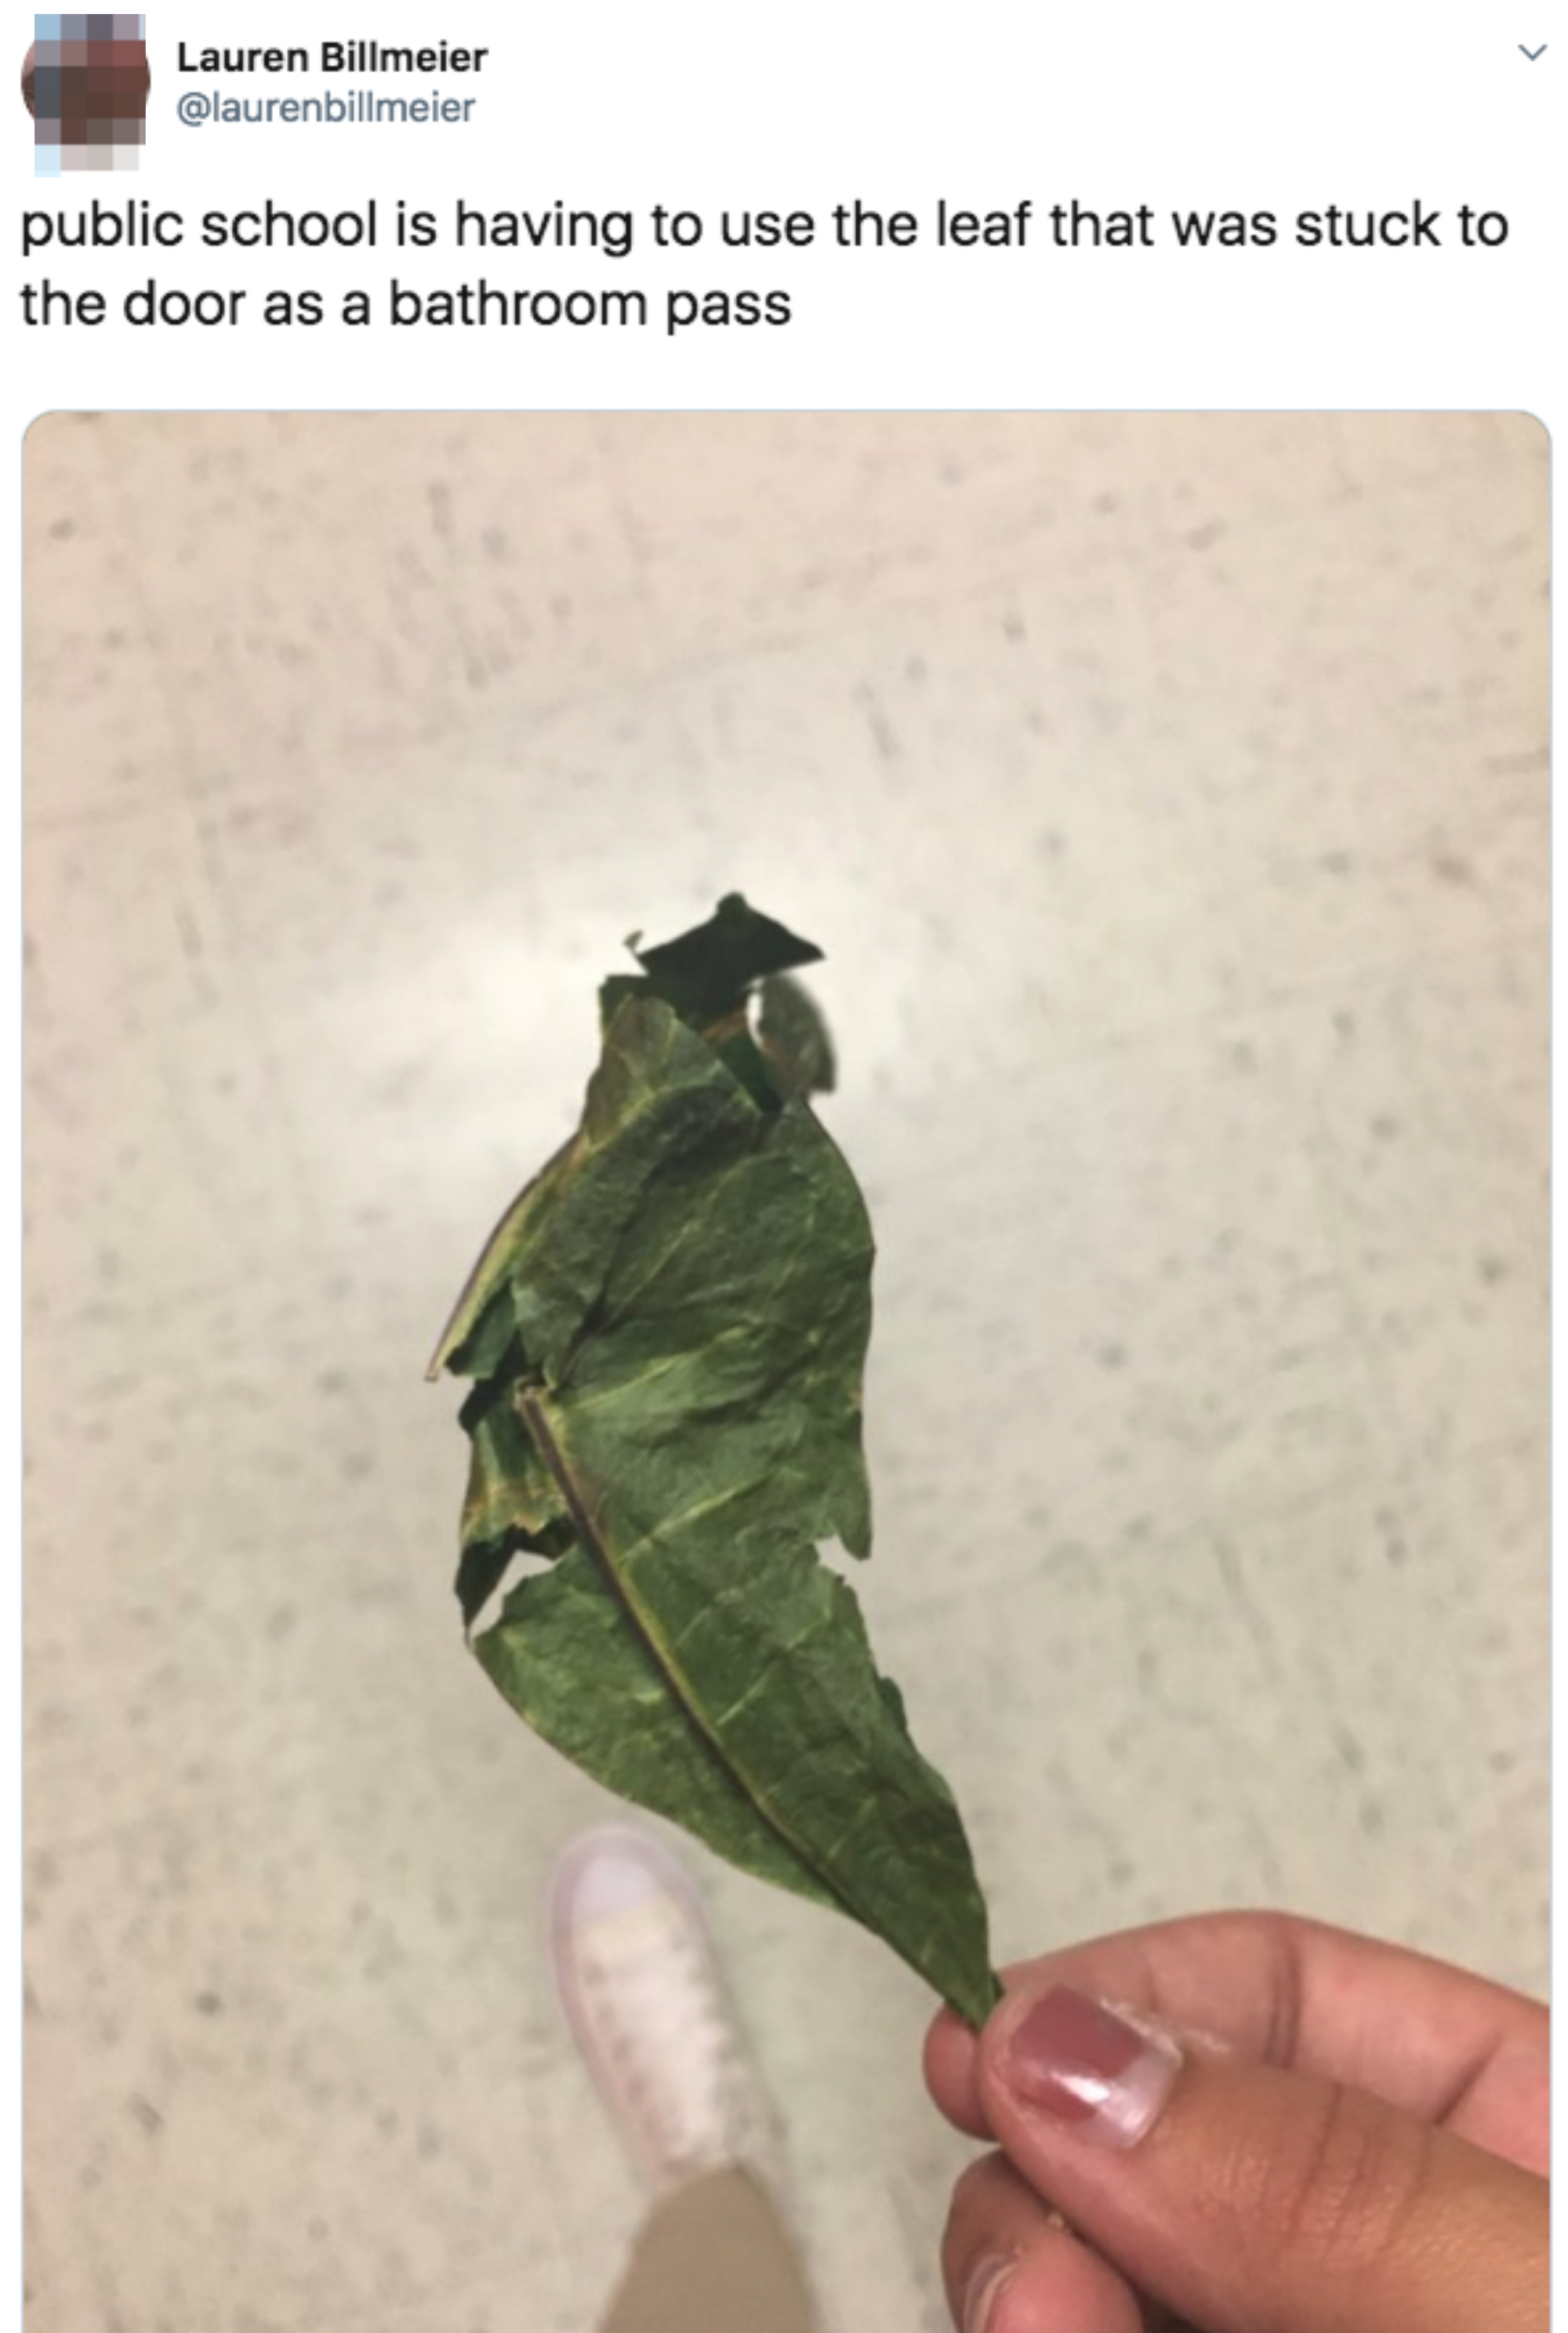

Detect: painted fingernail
1005,1986,1181,2150
962,2253,1014,2333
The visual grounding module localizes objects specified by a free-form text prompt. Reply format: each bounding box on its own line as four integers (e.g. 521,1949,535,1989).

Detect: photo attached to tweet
16,405,1551,2333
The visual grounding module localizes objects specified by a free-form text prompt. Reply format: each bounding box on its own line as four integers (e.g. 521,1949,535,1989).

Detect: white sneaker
547,1825,786,2196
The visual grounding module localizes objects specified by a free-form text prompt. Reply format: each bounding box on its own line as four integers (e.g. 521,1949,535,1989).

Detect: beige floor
24,412,1548,2333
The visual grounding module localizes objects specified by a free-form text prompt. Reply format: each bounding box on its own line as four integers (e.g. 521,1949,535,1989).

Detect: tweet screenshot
13,5,1556,2331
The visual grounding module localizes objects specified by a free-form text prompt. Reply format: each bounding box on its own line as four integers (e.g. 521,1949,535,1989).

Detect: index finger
925,1910,1548,2175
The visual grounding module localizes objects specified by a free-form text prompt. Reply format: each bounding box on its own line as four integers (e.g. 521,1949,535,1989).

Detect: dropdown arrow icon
1519,42,1546,56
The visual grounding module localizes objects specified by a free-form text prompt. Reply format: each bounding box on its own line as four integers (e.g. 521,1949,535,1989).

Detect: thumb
975,1983,1546,2333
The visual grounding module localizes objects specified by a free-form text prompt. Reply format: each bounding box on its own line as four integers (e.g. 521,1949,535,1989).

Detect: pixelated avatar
23,13,149,175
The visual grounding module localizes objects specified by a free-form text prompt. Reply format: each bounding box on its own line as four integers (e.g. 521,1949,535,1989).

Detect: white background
10,8,1560,2333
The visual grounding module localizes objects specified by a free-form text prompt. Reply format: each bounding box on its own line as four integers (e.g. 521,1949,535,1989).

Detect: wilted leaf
758,971,837,1097
430,896,999,2026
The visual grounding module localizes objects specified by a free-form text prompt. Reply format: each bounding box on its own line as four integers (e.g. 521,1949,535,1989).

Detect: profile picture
23,12,148,175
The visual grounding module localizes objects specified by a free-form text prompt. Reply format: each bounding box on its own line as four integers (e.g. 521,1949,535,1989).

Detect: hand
924,1910,1548,2333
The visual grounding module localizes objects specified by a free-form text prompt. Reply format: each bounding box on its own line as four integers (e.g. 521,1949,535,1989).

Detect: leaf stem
517,1384,978,2012
517,1388,851,1891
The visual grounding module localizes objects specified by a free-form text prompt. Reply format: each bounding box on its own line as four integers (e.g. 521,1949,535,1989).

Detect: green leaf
432,898,1000,2026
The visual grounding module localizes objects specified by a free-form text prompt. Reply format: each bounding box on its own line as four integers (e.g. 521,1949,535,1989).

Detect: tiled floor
24,412,1549,2333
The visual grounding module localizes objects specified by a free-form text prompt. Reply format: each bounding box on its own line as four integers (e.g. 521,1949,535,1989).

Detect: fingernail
1005,1986,1181,2150
962,2253,1014,2333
